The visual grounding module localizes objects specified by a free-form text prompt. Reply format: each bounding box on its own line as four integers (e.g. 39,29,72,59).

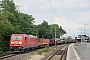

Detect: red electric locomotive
9,34,38,52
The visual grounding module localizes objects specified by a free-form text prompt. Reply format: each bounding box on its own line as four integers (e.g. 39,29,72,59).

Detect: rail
0,54,16,60
46,44,69,60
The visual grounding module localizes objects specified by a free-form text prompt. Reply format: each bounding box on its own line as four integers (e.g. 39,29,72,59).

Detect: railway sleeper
56,50,65,55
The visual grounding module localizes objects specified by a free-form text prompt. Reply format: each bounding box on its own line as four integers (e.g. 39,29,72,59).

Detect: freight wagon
51,38,61,45
38,38,50,47
38,38,55,47
55,38,61,45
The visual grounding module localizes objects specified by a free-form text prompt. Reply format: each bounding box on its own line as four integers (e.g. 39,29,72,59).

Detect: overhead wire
48,0,63,38
48,0,59,19
54,0,61,18
55,0,62,25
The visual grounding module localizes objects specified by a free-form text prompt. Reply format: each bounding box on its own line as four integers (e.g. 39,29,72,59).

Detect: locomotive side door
25,37,27,47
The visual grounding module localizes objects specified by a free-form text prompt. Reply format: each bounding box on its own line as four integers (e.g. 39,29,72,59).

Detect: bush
42,48,48,52
42,45,49,52
0,50,4,56
37,50,42,54
6,51,12,54
31,52,35,55
45,45,49,48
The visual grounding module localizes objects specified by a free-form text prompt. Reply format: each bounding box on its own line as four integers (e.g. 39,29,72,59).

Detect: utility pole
55,28,56,46
83,24,87,42
83,24,87,35
0,1,2,11
81,27,82,43
79,27,83,43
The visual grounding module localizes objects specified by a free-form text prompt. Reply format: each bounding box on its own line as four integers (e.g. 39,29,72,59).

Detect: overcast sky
13,0,90,37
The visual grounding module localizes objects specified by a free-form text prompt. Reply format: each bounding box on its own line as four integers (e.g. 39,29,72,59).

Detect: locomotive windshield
11,36,22,40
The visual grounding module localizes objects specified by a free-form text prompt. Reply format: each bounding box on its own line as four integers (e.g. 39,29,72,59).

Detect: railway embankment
28,44,67,60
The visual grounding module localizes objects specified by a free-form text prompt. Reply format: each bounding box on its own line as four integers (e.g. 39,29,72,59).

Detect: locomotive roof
26,35,37,38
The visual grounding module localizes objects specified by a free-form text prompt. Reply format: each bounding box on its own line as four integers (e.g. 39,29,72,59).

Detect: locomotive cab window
11,36,22,40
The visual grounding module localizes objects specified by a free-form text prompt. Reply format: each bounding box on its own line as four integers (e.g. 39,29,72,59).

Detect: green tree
38,21,66,39
59,26,66,38
0,12,16,51
16,13,35,34
38,20,51,38
49,24,59,38
0,0,16,13
66,36,73,41
49,24,66,38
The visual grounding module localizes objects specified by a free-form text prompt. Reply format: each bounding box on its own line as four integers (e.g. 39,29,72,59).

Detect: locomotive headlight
11,42,14,44
19,42,22,44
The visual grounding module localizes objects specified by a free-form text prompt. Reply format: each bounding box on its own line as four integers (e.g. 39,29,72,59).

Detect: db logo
15,41,18,44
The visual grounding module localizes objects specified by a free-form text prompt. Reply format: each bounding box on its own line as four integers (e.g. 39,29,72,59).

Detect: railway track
0,44,69,60
0,54,16,60
0,51,26,60
46,44,69,60
0,47,48,60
